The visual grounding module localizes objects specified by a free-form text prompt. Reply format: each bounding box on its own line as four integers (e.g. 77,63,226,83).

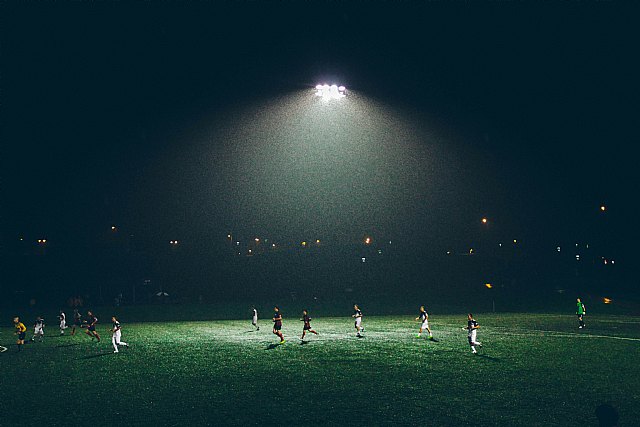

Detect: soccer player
352,304,364,337
576,298,586,329
415,305,433,340
32,316,45,342
111,316,129,353
14,317,27,351
252,307,259,331
463,313,482,354
58,310,67,335
71,308,82,336
300,309,318,340
84,311,101,342
272,306,285,344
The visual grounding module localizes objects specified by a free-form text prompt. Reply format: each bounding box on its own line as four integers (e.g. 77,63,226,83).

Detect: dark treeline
1,233,632,314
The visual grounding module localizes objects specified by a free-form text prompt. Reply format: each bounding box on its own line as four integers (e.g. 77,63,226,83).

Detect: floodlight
315,83,346,98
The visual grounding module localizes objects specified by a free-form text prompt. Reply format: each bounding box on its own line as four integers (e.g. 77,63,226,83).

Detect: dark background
2,1,638,311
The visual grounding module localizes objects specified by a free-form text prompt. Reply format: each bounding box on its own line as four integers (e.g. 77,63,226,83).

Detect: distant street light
364,237,372,245
600,205,606,212
111,225,117,231
481,217,488,224
170,240,179,246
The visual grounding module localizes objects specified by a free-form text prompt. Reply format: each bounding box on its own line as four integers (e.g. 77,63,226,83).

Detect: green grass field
1,313,638,426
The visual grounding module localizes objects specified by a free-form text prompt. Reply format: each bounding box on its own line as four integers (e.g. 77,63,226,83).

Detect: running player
300,309,318,340
576,298,586,329
252,307,259,331
111,316,129,353
58,310,67,335
463,313,482,354
32,316,45,342
14,317,27,351
71,308,82,336
272,306,285,344
415,305,433,340
84,311,101,342
352,304,364,337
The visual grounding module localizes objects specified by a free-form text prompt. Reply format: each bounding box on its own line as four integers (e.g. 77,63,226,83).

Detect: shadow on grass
476,353,501,362
244,330,260,333
81,352,113,359
300,340,310,345
56,343,80,348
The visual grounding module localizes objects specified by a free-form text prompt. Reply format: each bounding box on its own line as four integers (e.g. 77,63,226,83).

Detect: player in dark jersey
14,317,27,351
352,304,364,337
272,306,285,344
71,309,82,336
463,313,482,354
300,309,319,341
84,311,101,342
415,306,433,340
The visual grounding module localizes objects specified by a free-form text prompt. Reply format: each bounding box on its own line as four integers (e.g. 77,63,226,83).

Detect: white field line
0,345,7,353
491,328,640,342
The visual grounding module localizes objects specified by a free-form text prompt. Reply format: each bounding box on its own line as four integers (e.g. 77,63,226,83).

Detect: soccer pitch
1,313,638,426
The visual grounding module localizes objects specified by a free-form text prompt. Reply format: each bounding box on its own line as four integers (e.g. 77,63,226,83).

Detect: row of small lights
21,207,610,248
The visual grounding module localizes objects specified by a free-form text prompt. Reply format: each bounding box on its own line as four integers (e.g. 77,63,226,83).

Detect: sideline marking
0,345,7,353
503,330,640,342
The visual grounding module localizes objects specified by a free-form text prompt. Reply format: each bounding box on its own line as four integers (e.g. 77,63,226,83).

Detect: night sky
3,1,638,257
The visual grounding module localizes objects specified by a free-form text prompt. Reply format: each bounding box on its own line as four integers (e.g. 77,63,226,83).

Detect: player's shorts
468,330,477,344
34,327,44,335
303,324,311,331
354,318,362,328
252,318,258,325
18,332,26,340
87,325,96,332
273,323,282,331
421,321,430,330
60,321,66,329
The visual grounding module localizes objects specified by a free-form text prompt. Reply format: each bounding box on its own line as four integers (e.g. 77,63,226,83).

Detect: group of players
253,303,483,354
8,298,587,355
11,309,129,353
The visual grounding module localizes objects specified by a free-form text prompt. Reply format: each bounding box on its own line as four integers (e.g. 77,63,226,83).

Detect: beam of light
485,283,493,289
603,297,612,304
315,83,346,99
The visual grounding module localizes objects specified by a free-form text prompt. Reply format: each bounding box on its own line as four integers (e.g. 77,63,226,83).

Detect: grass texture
1,313,638,426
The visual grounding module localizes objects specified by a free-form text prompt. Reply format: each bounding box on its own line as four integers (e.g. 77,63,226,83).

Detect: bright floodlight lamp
315,83,346,98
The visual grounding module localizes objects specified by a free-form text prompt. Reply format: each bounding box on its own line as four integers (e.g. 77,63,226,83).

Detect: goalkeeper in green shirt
576,298,586,328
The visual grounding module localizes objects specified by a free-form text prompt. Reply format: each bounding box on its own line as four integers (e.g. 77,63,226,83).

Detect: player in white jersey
111,316,129,353
58,310,67,335
252,307,259,331
463,313,482,354
352,304,364,337
415,306,433,339
32,316,45,342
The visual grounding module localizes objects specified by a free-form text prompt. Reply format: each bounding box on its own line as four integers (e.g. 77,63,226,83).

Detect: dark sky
3,1,638,252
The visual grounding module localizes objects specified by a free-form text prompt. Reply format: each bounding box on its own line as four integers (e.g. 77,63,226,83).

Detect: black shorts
303,324,311,331
18,332,26,340
273,324,282,331
87,325,96,332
